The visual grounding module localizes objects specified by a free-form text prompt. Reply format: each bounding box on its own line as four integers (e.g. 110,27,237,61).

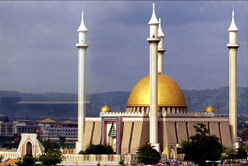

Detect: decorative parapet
122,117,149,122
101,111,228,119
100,111,148,117
0,151,20,160
159,117,229,122
99,112,229,122
162,112,229,118
85,117,101,121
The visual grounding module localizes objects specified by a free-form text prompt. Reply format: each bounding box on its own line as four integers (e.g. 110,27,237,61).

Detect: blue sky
0,1,247,94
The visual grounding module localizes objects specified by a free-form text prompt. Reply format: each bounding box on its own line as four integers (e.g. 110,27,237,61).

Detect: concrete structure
0,122,14,137
62,153,167,165
227,10,239,147
158,18,166,74
0,133,44,160
75,9,89,154
0,120,37,137
147,3,160,151
38,118,78,142
0,4,240,166
73,4,239,159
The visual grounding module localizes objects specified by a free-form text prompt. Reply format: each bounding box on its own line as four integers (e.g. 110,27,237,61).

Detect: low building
38,118,78,143
0,122,14,137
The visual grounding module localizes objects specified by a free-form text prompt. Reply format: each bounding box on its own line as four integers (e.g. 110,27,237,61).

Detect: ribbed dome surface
127,74,187,107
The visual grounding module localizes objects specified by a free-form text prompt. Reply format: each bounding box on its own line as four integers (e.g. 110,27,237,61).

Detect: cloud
0,1,247,94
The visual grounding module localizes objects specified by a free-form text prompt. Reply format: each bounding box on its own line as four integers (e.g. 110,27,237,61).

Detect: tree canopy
222,146,248,160
41,139,60,153
38,149,63,166
137,143,161,165
79,144,114,154
180,123,223,166
16,155,35,166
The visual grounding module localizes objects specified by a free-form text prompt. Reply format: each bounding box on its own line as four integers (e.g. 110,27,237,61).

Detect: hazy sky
0,1,247,94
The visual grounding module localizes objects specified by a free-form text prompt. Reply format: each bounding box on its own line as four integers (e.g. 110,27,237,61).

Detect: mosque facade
0,3,240,165
75,3,239,159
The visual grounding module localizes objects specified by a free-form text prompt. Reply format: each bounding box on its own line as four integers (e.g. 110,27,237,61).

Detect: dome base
126,106,187,114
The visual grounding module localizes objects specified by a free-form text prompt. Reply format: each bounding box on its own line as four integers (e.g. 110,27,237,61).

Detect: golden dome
204,106,215,113
101,105,111,112
127,74,187,107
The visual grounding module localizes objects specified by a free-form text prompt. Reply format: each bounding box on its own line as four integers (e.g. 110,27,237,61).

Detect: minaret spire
78,10,88,32
76,7,89,154
158,18,166,74
227,10,239,149
228,10,238,32
147,2,160,152
148,3,159,25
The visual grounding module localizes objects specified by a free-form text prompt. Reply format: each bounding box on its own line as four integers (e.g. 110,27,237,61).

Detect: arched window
26,142,32,156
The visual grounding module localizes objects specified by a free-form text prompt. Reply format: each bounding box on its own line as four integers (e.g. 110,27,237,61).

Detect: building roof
62,120,77,124
39,118,56,123
127,74,187,107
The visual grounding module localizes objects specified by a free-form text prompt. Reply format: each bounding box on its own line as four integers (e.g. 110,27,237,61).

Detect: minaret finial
78,6,88,32
105,102,107,106
228,10,238,32
148,2,159,25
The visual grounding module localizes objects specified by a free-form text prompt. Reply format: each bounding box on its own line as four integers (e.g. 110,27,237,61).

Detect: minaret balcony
76,43,89,48
147,37,160,43
227,43,239,48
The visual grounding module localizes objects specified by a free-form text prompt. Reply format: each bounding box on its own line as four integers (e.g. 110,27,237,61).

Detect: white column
227,11,239,148
75,11,89,154
158,18,165,74
147,3,160,152
229,48,237,142
149,41,159,145
158,52,164,74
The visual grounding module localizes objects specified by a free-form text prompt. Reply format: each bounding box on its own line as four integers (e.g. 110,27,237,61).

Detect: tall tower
227,10,239,147
75,9,89,154
147,3,160,152
158,18,166,74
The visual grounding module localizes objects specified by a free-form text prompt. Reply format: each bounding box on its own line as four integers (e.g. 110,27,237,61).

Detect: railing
0,151,20,160
62,154,167,165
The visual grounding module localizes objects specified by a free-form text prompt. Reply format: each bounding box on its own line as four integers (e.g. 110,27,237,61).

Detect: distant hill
0,87,247,120
183,87,248,114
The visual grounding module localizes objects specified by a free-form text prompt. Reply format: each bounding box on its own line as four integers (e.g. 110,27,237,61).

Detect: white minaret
75,9,89,154
158,18,166,74
147,3,160,152
227,10,239,148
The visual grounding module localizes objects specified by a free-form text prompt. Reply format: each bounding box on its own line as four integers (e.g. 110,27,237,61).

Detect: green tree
237,146,247,159
41,139,60,153
16,155,35,166
80,144,114,154
223,146,248,160
222,148,236,160
180,123,223,166
137,143,161,165
38,149,63,166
